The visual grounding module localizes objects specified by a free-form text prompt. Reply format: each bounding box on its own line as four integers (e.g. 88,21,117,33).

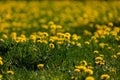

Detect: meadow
0,1,120,80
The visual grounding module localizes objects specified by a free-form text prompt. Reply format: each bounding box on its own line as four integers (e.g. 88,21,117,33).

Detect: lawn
0,1,120,80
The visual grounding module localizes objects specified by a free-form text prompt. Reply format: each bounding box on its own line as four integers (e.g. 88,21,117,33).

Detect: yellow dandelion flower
108,22,113,27
80,60,87,66
93,50,99,54
0,60,3,65
64,35,70,40
118,45,120,48
50,24,56,29
107,47,112,50
57,33,64,38
109,67,116,73
0,74,2,79
84,30,92,36
48,21,54,25
72,34,80,41
99,61,105,65
16,37,26,43
42,40,48,44
100,35,105,39
110,31,117,36
37,64,44,68
0,39,4,42
70,41,75,45
85,69,93,75
111,55,117,59
99,43,105,48
10,32,17,40
41,25,48,29
85,41,90,45
101,74,110,80
99,54,104,58
49,38,55,42
30,35,36,43
87,66,93,69
75,65,86,71
32,48,37,52
95,57,103,61
57,41,64,45
0,57,2,60
85,76,94,80
74,69,80,73
95,60,105,65
20,34,26,39
117,52,120,56
94,39,99,43
76,42,81,47
56,25,62,29
37,40,43,43
95,61,100,65
2,34,8,39
65,32,71,37
7,70,14,75
43,32,48,37
49,43,55,49
71,76,77,80
113,27,120,33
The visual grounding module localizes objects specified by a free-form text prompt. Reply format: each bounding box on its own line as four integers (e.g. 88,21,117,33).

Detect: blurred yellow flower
85,69,93,75
80,60,87,66
65,32,71,37
85,76,94,80
93,50,99,54
70,41,75,45
7,70,14,75
85,41,90,45
84,30,92,36
72,34,80,41
76,42,81,47
48,21,54,25
75,65,86,71
30,35,36,43
74,69,80,73
118,45,120,48
50,24,56,29
95,57,103,61
49,43,55,49
99,43,105,48
87,66,93,69
71,76,77,80
99,54,104,58
0,74,2,79
108,22,113,27
2,34,8,39
32,48,37,52
117,52,120,56
0,57,2,60
37,64,44,68
101,74,110,80
0,60,3,65
56,25,62,29
42,40,48,44
95,61,105,65
111,55,117,59
109,67,116,73
10,32,17,40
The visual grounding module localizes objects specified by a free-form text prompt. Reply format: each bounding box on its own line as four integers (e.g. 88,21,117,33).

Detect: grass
0,0,120,80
